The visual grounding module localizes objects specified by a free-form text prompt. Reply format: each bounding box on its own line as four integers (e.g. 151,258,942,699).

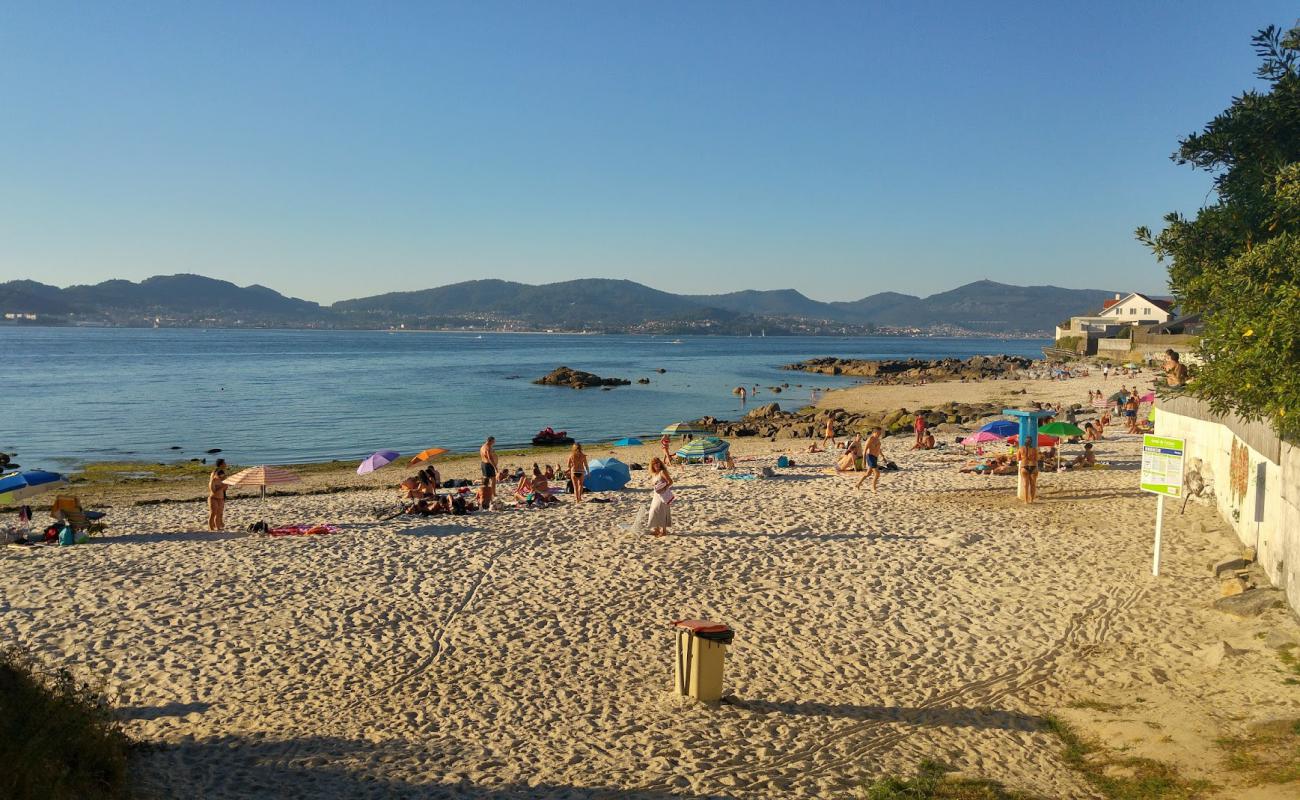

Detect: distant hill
336,278,733,326
1,274,322,319
1,273,1116,333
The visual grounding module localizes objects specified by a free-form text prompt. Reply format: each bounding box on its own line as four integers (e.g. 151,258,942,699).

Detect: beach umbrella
662,422,715,436
408,448,448,465
676,437,729,461
1108,391,1126,402
1140,392,1156,404
1038,422,1085,438
584,457,632,491
224,466,301,499
977,420,1019,438
1006,434,1059,447
611,437,642,447
0,470,68,505
357,449,399,475
960,430,1004,445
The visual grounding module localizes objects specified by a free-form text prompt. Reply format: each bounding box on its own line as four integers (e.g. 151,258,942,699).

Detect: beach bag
654,480,675,505
57,524,76,546
777,456,790,468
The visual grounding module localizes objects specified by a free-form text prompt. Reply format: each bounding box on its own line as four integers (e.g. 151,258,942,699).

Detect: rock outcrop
533,366,631,389
784,355,1034,383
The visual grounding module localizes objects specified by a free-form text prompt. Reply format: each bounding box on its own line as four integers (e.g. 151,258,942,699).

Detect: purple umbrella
357,450,400,475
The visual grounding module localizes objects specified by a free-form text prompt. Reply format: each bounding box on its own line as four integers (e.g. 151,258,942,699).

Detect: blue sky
1,1,1294,303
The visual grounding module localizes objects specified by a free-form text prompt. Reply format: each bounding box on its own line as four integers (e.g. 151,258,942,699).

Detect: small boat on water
532,427,575,446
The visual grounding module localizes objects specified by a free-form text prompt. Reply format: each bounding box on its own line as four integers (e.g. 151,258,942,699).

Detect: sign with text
1141,434,1185,497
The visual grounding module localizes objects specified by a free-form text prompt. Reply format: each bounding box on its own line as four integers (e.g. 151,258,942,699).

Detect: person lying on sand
805,442,823,453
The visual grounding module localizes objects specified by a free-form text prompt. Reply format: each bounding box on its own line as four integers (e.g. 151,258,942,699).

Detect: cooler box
672,619,735,701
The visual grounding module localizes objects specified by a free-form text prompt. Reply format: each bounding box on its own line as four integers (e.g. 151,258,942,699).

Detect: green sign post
1141,434,1186,576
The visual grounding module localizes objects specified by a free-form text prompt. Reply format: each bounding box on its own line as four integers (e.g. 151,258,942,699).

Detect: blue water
3,328,1048,468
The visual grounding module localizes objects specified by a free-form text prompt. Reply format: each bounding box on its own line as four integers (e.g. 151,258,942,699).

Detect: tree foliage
1137,23,1300,438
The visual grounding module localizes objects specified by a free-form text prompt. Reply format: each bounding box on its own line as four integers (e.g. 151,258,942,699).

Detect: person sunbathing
544,464,556,481
514,473,534,504
530,467,559,505
920,431,935,450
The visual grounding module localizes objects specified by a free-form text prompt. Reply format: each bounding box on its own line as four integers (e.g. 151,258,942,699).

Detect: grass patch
1215,718,1300,785
0,645,133,800
861,760,1039,799
1041,715,1211,799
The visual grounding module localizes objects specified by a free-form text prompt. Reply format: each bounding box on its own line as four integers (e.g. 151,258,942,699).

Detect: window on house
1129,308,1136,315
1144,307,1151,314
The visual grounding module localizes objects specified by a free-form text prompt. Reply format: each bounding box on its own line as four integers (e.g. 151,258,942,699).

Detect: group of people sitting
512,464,561,507
959,442,1098,475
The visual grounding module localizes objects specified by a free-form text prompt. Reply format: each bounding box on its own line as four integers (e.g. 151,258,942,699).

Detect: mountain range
0,274,1117,334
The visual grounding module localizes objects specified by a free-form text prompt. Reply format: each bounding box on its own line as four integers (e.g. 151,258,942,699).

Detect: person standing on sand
647,457,674,537
855,428,884,491
911,413,927,450
822,417,837,449
568,443,589,503
479,436,498,510
660,434,671,461
1017,442,1039,502
207,458,227,530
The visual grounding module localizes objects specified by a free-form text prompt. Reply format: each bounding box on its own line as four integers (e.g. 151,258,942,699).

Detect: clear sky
1,1,1294,304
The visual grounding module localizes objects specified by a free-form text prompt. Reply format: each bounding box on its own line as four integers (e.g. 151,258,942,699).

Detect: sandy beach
4,378,1299,798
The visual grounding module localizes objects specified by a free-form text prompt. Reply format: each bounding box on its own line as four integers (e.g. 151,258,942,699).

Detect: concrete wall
1156,396,1300,615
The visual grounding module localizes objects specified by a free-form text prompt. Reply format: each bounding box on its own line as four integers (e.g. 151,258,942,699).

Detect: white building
1096,292,1175,325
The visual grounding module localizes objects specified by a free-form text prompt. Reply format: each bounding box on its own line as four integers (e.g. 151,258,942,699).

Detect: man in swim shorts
480,436,498,509
855,427,884,492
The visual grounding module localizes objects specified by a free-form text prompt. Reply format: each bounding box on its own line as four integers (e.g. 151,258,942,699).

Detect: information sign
1141,435,1185,497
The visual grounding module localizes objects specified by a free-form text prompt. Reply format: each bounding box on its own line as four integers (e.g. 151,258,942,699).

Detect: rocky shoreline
703,397,1029,441
785,355,1034,383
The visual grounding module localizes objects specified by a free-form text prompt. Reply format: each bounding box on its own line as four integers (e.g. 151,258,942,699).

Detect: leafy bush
0,646,132,800
1137,24,1300,439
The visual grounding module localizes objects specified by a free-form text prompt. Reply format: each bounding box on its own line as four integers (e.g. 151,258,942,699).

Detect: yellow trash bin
672,619,735,702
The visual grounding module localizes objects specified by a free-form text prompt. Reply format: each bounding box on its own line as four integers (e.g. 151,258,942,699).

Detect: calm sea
5,327,1048,469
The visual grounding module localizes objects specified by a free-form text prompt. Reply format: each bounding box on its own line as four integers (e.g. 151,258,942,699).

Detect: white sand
4,422,1298,797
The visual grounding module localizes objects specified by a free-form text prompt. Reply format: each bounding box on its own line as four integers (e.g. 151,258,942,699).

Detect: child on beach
647,457,673,537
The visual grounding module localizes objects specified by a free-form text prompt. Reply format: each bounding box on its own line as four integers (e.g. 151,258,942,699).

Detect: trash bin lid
671,619,735,643
672,619,729,633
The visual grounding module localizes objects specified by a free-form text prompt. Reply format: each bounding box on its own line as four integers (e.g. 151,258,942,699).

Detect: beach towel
723,473,758,480
268,524,339,537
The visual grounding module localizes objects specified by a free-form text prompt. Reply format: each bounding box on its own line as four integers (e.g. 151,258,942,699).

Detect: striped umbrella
662,422,715,435
676,437,730,461
0,470,68,505
224,466,300,500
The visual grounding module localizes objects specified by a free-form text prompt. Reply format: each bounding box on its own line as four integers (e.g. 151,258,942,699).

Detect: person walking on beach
1102,363,1110,381
479,436,498,510
660,434,671,461
568,442,589,503
207,458,227,530
822,417,837,449
855,428,884,492
647,457,674,537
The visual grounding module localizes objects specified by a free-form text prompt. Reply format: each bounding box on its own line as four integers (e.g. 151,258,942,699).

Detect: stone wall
1156,396,1300,615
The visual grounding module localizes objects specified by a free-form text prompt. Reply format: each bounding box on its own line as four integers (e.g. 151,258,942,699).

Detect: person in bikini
207,458,227,530
568,442,589,503
1017,442,1040,502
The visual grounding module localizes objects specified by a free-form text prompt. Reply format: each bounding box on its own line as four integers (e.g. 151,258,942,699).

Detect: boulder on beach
533,366,631,389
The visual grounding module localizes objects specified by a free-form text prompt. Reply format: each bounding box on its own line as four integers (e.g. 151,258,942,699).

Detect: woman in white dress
647,457,674,537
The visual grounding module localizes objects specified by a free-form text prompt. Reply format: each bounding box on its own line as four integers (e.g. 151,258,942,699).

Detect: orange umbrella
408,448,449,465
1005,434,1059,447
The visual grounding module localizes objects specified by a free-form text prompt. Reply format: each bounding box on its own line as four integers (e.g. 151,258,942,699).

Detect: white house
1096,292,1175,325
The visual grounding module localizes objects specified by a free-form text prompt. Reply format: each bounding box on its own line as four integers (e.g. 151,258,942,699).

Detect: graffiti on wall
1229,438,1250,505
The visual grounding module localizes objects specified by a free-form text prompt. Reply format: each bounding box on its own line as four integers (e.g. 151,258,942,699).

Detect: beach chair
49,495,107,536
